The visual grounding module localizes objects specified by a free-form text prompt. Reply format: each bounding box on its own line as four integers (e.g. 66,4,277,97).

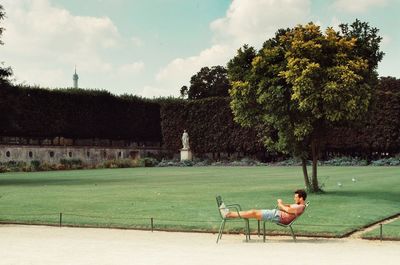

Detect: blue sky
1,0,399,98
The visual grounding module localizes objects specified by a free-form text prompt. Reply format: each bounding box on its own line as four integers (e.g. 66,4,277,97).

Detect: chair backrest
216,195,223,207
291,201,310,224
216,195,224,218
279,201,310,226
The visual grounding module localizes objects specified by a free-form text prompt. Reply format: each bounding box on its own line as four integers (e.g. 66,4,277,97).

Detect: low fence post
151,217,154,232
59,213,63,227
380,223,383,241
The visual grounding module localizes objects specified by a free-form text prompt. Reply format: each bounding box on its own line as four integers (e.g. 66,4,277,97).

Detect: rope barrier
0,212,397,226
0,212,398,239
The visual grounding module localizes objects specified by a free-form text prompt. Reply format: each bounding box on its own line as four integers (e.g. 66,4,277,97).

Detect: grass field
0,166,399,238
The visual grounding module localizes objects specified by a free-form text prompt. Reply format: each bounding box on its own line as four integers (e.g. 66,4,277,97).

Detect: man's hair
295,189,307,200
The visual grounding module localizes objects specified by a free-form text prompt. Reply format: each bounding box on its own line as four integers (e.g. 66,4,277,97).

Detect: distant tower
73,66,79,88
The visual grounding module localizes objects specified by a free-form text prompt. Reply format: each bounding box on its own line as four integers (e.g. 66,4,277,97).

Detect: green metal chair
261,201,310,242
216,195,250,243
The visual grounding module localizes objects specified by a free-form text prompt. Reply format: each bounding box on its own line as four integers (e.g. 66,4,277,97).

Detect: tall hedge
325,77,400,154
159,97,264,154
0,85,161,142
1,77,399,156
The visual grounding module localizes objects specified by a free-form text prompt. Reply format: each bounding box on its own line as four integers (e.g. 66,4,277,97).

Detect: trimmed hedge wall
325,77,400,155
0,85,161,142
0,77,399,157
159,97,264,154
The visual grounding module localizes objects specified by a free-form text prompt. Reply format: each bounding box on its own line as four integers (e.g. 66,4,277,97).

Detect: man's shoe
219,202,229,218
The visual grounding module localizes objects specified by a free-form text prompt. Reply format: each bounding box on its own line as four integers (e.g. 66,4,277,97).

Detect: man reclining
219,189,307,225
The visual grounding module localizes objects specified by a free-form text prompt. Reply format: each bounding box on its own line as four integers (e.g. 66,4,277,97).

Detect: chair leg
289,225,296,242
216,220,226,243
257,220,260,237
243,219,249,242
246,219,251,241
263,221,266,242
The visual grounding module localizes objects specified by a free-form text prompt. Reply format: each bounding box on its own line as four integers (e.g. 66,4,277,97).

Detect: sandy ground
0,225,399,265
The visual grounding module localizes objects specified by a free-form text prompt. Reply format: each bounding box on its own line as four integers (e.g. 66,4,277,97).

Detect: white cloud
333,0,388,13
330,17,342,31
117,62,145,76
155,44,233,96
211,0,310,47
152,0,311,97
381,35,392,47
1,0,142,92
131,36,144,47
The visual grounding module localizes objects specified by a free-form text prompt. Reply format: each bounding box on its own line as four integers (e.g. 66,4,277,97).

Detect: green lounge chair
216,195,250,243
261,201,310,242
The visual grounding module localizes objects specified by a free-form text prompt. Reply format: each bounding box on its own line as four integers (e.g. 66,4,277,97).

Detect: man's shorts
261,209,280,222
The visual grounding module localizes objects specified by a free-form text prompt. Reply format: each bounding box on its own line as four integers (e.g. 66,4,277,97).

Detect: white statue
182,130,190,149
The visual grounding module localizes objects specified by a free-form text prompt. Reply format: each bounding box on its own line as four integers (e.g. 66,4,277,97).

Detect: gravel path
0,225,399,265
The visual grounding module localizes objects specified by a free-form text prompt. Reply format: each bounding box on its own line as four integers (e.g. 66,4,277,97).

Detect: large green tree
228,21,383,192
0,4,12,85
181,65,230,99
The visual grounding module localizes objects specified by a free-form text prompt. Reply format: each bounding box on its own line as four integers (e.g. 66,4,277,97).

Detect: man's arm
277,199,297,214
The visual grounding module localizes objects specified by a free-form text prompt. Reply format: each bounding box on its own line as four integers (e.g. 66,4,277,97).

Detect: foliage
30,160,41,171
0,85,162,142
227,44,257,83
325,77,400,153
273,158,303,166
228,21,383,192
159,97,264,154
0,161,26,172
370,157,400,166
60,158,83,169
319,156,368,166
0,5,12,85
137,157,159,167
101,159,136,168
182,66,231,99
157,158,264,167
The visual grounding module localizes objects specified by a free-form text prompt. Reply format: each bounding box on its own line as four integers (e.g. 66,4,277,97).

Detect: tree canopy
228,21,383,192
181,66,231,99
0,4,12,86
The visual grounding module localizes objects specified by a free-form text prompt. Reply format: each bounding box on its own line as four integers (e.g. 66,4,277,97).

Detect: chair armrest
226,203,242,210
225,205,244,218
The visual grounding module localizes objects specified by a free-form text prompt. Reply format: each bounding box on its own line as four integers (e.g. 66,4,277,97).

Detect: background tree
227,44,257,82
0,4,12,86
180,85,188,98
228,22,383,192
185,65,230,99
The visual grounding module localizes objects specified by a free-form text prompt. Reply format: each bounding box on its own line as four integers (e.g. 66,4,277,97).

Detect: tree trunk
301,158,311,191
311,139,320,192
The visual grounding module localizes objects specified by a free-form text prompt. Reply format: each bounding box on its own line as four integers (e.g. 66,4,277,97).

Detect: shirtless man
220,189,307,225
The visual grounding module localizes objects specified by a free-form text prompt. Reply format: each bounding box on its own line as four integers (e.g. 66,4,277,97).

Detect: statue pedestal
180,149,193,161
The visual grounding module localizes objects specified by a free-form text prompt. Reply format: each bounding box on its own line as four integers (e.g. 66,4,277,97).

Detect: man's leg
226,209,263,220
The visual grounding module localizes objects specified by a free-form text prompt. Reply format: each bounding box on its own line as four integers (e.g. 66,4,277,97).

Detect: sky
1,0,399,98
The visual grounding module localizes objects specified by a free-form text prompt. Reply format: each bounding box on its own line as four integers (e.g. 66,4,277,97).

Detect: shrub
60,158,83,169
102,159,135,168
320,156,368,166
0,164,9,173
274,158,302,166
193,159,212,167
180,160,194,167
157,159,179,167
371,157,400,166
137,157,158,167
30,160,41,171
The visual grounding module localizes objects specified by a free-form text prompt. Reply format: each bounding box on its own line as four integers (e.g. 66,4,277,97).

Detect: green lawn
362,219,400,240
0,166,399,237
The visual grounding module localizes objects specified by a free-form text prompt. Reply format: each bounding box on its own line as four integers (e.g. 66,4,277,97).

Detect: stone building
0,136,162,165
